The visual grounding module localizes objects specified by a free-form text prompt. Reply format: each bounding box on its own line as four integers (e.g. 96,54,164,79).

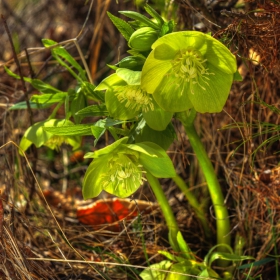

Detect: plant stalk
176,109,231,248
146,171,193,258
172,174,212,239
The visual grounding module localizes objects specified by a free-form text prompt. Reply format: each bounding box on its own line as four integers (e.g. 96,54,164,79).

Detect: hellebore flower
95,68,173,131
82,137,176,199
19,119,81,154
141,31,238,113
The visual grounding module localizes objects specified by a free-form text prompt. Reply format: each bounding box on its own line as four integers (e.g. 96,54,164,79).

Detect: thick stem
173,175,212,239
177,110,231,248
146,171,193,258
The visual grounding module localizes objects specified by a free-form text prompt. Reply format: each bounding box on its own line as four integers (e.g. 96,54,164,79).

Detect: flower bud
128,27,158,52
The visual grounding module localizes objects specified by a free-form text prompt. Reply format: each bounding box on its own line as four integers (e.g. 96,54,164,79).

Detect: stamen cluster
114,85,154,112
102,154,146,192
171,47,214,94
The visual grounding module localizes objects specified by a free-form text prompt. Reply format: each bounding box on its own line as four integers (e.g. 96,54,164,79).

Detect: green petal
103,178,140,198
127,142,176,178
141,49,172,93
93,137,128,158
95,73,125,91
82,157,107,199
188,65,233,113
105,89,139,120
142,99,173,131
204,34,237,74
153,72,193,112
116,69,141,85
23,121,53,147
151,31,205,51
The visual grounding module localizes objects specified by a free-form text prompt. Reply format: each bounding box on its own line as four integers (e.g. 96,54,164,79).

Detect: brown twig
1,14,33,126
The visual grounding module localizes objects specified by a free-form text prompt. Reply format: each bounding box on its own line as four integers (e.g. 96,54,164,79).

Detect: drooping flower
82,137,176,199
19,119,81,154
141,31,238,113
95,68,173,131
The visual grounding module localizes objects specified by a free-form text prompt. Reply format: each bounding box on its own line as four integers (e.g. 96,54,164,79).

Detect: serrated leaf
144,4,165,26
52,47,87,80
107,12,134,41
75,104,108,118
44,124,94,136
119,11,159,30
82,81,105,102
70,91,87,123
42,38,57,48
4,66,32,83
9,101,51,110
30,79,63,94
31,93,67,104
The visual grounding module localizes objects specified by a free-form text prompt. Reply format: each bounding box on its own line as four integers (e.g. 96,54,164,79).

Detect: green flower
19,119,81,154
83,137,176,199
95,68,173,131
141,31,238,113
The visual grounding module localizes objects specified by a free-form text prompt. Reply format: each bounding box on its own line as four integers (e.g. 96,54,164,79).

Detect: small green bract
141,31,238,113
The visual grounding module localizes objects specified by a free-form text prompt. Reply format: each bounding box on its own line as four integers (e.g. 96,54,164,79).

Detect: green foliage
6,3,256,279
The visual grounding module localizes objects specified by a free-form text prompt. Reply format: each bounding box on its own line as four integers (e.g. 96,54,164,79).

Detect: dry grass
0,0,280,279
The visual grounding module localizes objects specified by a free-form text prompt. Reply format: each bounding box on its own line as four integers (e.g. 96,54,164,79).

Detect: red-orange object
77,198,157,231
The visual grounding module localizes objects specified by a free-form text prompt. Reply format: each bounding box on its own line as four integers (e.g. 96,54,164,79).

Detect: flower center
45,136,67,150
114,85,154,112
171,47,214,94
102,154,146,192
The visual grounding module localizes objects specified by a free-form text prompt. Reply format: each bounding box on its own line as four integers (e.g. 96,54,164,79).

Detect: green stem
176,109,231,248
173,174,212,239
146,171,193,258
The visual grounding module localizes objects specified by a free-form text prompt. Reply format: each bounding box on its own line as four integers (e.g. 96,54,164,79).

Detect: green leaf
233,69,243,81
119,11,159,30
238,258,274,270
75,104,108,118
30,79,64,94
208,252,255,267
82,82,105,102
4,66,30,82
92,137,129,158
42,38,57,47
177,231,193,260
31,93,67,104
70,90,87,124
52,47,87,80
107,12,134,41
134,121,176,150
9,101,51,110
44,124,94,136
144,4,165,26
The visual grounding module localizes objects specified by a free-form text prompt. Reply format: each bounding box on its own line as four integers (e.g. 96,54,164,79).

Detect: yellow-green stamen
114,85,154,112
102,155,146,192
171,47,214,94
